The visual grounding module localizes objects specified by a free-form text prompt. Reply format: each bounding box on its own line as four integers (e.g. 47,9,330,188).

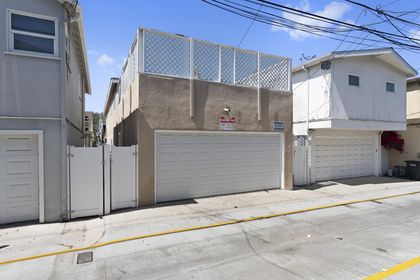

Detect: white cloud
97,54,115,66
88,49,100,56
271,0,351,41
409,29,420,40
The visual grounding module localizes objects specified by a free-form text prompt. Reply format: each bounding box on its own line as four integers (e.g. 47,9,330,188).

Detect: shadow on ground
296,176,414,191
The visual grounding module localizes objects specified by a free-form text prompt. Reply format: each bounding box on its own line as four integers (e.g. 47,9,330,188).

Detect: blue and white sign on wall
272,121,284,132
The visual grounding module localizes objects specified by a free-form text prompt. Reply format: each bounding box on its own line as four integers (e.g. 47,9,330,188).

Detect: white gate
68,145,137,220
293,136,309,186
111,145,137,210
68,146,109,219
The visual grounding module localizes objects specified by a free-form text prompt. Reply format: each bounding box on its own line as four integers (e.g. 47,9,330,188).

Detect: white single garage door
156,131,283,202
312,133,377,181
0,134,39,224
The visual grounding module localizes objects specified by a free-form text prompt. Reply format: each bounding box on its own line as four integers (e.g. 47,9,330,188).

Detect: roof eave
408,76,420,84
292,48,417,77
103,78,120,116
73,6,91,94
292,52,332,73
58,1,91,94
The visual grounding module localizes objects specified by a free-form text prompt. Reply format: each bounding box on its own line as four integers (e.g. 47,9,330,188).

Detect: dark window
14,33,54,54
11,14,55,36
386,82,395,92
10,12,56,55
348,75,360,86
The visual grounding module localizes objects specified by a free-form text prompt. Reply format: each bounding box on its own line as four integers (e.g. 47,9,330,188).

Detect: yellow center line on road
0,190,420,266
364,256,420,280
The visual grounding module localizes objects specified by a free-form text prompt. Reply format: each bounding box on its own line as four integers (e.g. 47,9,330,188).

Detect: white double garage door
155,131,284,203
0,133,40,224
311,131,379,181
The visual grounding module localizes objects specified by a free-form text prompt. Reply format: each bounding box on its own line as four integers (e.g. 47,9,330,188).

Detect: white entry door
155,131,283,203
312,132,377,181
69,146,104,219
0,134,40,224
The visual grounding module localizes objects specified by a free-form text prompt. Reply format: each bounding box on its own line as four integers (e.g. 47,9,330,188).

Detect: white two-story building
292,48,417,185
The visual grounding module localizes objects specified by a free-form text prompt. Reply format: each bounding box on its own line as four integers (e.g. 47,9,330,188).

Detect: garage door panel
156,132,283,202
313,135,375,181
0,179,38,200
0,136,38,154
0,201,38,224
5,158,38,177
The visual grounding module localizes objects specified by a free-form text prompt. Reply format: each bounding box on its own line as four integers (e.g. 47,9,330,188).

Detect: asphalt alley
1,177,420,279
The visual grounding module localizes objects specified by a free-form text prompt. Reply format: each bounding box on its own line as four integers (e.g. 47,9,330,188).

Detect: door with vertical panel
69,146,103,219
111,145,137,210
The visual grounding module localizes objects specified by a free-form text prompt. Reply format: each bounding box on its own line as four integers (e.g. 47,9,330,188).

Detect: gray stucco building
0,0,90,224
104,28,293,207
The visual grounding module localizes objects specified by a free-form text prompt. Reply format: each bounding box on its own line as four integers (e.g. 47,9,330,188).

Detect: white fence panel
69,146,104,219
111,145,138,210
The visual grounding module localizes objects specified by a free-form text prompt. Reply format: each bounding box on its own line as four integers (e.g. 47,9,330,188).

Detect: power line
237,4,262,47
202,0,394,48
253,0,420,43
383,13,420,47
343,0,420,51
292,9,366,92
202,0,420,51
344,0,420,28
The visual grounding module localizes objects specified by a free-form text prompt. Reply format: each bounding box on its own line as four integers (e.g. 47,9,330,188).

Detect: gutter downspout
302,65,310,185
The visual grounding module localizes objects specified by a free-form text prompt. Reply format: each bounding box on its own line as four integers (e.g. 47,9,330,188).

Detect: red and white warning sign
219,116,236,131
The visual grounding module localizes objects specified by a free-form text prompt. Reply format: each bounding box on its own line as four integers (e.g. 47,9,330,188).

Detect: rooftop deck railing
120,28,291,96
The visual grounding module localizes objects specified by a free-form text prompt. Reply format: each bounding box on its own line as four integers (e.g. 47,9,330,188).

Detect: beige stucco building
104,28,293,206
389,77,420,167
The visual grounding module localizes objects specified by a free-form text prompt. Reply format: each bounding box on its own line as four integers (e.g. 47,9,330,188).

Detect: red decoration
381,131,404,153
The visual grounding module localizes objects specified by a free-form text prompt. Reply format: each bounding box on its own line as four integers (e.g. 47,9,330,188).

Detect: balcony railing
120,28,292,96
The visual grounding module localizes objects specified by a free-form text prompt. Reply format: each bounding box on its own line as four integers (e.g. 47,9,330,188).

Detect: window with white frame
348,74,360,87
386,82,395,92
8,10,58,56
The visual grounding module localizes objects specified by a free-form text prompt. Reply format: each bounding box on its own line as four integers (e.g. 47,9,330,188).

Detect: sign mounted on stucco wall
272,121,284,131
219,116,236,131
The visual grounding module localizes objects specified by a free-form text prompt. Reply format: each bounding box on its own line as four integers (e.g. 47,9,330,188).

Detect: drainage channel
77,252,93,264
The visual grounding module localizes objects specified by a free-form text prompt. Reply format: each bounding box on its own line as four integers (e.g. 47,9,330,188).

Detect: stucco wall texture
389,82,420,167
124,73,293,206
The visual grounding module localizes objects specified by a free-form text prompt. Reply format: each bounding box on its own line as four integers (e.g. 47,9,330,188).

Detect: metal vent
321,60,331,70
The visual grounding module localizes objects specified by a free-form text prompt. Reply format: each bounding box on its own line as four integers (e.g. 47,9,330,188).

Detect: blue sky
80,0,420,112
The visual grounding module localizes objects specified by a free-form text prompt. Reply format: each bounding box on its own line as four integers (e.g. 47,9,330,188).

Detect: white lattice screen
121,29,291,92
